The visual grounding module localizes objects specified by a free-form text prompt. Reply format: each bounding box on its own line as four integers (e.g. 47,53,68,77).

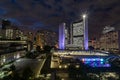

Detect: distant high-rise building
0,28,5,39
0,20,26,40
2,19,11,29
5,26,23,40
35,30,58,49
5,28,14,39
1,19,14,39
88,40,96,48
27,32,33,42
35,31,44,49
95,30,120,53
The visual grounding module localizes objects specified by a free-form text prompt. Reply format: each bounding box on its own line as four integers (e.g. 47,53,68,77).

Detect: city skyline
0,0,120,78
0,0,120,38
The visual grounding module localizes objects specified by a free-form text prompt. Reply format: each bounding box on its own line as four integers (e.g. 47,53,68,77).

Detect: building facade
62,19,88,50
1,19,27,40
35,30,58,49
94,31,120,53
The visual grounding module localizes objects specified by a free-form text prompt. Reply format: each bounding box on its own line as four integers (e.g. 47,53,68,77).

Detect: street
14,58,46,77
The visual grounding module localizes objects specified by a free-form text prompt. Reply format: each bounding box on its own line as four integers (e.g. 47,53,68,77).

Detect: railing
53,50,109,56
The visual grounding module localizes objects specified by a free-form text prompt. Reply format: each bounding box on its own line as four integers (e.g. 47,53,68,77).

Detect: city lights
0,0,120,80
59,23,65,50
81,58,111,67
83,14,86,18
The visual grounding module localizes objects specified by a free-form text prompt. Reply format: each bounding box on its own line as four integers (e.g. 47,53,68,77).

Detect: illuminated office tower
66,14,88,50
65,27,69,46
59,23,65,50
70,24,73,44
72,20,84,49
2,19,11,29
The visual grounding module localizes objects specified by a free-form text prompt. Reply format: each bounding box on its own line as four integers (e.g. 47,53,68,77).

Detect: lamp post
83,14,88,50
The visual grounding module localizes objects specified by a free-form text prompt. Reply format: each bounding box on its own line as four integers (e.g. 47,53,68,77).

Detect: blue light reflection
82,58,111,67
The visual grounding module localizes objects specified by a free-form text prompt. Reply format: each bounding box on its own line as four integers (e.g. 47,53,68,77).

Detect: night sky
0,0,120,38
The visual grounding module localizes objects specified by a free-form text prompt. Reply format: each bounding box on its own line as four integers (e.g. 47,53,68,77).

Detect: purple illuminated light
83,15,88,50
81,58,111,67
59,23,65,50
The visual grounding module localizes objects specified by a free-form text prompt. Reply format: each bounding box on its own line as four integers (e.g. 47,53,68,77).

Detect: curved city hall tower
59,15,88,50
59,23,65,50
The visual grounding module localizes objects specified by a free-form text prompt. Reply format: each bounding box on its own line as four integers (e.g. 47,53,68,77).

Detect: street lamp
83,14,86,18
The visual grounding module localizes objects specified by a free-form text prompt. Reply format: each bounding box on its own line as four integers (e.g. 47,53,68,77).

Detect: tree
12,72,21,80
22,67,34,80
10,64,16,71
36,46,41,52
43,45,52,53
2,64,21,80
26,51,32,58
